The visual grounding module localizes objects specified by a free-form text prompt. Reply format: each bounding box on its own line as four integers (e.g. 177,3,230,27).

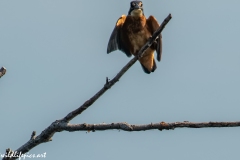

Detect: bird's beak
133,5,140,10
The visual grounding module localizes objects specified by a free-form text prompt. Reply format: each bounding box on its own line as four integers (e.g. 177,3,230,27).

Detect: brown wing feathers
147,16,162,61
107,15,132,57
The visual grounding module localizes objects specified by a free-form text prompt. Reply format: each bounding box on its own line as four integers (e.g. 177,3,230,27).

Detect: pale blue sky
1,1,240,160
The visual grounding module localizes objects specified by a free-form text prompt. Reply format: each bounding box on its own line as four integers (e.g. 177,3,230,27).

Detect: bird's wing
147,15,162,61
107,15,132,57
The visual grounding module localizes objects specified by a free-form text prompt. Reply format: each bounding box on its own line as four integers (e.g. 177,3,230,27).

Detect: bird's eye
132,2,135,6
140,3,143,7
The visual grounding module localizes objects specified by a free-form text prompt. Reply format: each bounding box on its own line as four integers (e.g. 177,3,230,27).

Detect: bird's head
128,1,144,16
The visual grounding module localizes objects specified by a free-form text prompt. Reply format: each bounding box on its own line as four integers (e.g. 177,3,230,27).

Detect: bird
107,1,162,74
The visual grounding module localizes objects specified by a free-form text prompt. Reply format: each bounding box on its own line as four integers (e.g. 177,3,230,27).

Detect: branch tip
105,77,110,84
31,131,36,140
137,14,172,59
104,77,112,89
0,66,7,78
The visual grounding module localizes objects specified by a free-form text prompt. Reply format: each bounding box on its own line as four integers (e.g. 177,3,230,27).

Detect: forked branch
2,14,172,160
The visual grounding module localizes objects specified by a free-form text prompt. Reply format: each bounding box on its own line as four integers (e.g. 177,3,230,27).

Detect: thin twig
0,66,7,78
2,14,172,160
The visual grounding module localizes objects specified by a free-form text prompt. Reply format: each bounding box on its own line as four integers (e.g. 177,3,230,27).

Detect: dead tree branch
54,121,240,132
2,14,172,160
62,14,172,123
4,120,240,159
0,66,7,78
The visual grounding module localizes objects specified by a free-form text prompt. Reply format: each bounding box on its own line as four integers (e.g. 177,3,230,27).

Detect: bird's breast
128,29,151,55
122,16,152,55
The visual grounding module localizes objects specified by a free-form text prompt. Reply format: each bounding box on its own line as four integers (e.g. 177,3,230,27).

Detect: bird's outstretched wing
146,15,162,61
107,15,132,57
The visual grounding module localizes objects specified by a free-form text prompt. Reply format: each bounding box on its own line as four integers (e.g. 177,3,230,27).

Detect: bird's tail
139,54,157,74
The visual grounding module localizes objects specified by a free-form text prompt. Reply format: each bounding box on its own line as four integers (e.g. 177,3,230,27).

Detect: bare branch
4,120,240,160
4,120,240,159
0,66,7,78
62,14,172,123
2,14,172,160
61,121,240,132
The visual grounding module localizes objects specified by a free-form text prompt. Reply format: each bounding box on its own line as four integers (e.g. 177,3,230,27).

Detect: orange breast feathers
121,15,152,55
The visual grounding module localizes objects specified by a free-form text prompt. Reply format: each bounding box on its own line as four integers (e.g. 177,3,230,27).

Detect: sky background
1,0,240,159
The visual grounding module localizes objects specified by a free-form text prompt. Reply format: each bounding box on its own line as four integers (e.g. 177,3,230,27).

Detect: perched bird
107,1,162,74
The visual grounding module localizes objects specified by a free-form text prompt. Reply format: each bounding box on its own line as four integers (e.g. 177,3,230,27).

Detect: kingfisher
107,1,162,74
